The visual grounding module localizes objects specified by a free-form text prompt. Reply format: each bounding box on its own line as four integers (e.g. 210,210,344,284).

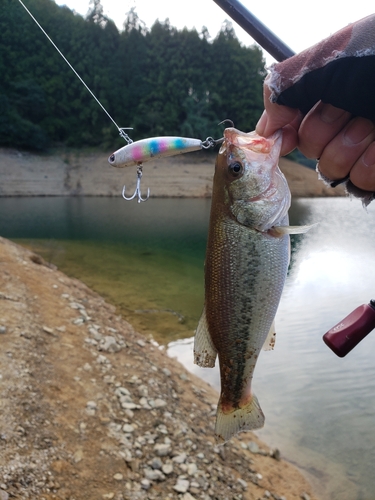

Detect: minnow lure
108,136,220,168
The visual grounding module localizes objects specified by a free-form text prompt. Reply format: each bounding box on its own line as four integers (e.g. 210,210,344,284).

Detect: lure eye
109,154,115,163
228,161,243,177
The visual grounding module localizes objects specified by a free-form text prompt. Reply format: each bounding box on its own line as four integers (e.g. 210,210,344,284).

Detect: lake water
1,196,375,499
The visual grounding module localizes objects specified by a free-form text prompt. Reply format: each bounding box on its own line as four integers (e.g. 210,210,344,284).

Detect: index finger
256,77,300,137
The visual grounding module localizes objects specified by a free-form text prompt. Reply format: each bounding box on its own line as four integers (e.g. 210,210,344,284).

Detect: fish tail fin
215,395,265,444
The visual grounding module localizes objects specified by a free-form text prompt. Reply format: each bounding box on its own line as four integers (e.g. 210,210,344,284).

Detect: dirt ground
0,147,345,198
0,236,318,500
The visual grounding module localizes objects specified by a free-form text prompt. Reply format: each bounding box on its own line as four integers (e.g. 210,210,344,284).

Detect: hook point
218,119,234,128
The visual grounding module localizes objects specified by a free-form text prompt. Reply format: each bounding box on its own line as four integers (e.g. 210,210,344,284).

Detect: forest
1,0,267,150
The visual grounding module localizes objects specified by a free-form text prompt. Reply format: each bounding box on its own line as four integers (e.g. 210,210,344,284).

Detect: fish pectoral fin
262,319,276,351
270,223,318,236
194,306,217,368
215,395,265,444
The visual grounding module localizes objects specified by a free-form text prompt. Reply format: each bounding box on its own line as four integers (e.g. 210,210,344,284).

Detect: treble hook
122,165,150,203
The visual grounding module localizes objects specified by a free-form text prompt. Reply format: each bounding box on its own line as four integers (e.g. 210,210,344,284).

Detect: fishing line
16,0,131,142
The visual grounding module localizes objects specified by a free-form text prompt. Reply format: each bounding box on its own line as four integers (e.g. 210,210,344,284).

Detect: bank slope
0,236,318,500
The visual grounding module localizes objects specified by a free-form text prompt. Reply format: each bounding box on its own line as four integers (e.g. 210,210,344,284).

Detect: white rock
237,478,247,490
73,449,84,463
137,339,146,347
121,402,138,410
139,397,151,409
144,468,165,481
99,336,121,353
70,301,84,310
140,479,151,490
173,453,187,464
115,387,131,397
161,463,174,475
154,443,171,457
151,457,163,470
138,385,149,397
187,463,198,476
173,479,190,493
96,354,109,364
154,398,167,408
181,494,197,500
113,473,123,481
248,441,259,454
90,329,103,341
123,424,134,433
119,395,133,404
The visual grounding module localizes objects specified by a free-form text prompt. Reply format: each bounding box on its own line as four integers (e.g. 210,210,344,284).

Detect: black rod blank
212,0,295,62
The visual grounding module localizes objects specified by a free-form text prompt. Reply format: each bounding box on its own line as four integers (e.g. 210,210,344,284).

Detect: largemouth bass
194,127,310,443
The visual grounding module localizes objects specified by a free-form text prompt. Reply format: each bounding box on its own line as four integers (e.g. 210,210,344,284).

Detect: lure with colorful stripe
108,136,204,168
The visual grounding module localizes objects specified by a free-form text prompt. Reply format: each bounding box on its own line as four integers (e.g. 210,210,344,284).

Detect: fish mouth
108,154,115,163
225,128,273,154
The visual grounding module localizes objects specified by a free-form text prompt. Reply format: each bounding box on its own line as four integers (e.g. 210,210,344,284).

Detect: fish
108,136,204,168
194,127,313,443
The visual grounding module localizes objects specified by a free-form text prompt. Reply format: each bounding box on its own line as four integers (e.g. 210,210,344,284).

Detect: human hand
256,78,375,193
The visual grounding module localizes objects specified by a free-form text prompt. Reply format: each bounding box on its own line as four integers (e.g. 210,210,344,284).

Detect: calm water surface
1,196,375,499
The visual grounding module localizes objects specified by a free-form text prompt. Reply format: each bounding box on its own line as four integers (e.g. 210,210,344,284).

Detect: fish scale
194,127,306,443
207,217,289,410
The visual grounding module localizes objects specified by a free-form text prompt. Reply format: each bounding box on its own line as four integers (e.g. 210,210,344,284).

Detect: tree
0,0,267,150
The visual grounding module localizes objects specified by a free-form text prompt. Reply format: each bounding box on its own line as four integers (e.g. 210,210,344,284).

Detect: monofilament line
16,0,123,136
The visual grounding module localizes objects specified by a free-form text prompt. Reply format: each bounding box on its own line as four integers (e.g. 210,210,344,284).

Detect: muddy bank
0,236,318,500
0,147,345,198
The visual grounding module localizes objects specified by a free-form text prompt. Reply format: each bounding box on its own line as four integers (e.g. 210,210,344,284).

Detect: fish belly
205,216,289,441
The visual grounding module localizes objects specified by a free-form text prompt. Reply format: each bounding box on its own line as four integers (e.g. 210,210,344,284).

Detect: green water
23,238,204,342
3,197,210,343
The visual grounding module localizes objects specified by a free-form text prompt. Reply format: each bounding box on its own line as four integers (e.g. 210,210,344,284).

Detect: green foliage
1,0,266,150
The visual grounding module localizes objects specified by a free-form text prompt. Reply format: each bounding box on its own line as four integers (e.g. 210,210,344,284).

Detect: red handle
323,303,375,357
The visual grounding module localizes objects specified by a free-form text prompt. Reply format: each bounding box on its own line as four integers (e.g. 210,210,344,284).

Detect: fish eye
109,154,115,163
228,161,243,177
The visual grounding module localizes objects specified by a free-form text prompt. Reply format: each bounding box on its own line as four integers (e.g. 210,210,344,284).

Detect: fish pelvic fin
262,319,276,351
215,395,265,444
194,305,217,368
269,223,318,236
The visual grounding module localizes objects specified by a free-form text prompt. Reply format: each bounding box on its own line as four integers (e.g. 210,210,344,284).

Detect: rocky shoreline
0,236,318,500
0,147,345,198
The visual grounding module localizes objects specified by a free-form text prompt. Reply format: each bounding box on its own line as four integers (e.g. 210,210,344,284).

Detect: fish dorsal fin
269,223,317,236
263,319,276,351
194,305,217,368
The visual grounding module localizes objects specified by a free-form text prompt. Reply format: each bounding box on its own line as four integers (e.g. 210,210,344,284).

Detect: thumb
256,79,299,137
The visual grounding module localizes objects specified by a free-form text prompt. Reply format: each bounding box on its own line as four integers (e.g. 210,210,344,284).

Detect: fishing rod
212,0,295,61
